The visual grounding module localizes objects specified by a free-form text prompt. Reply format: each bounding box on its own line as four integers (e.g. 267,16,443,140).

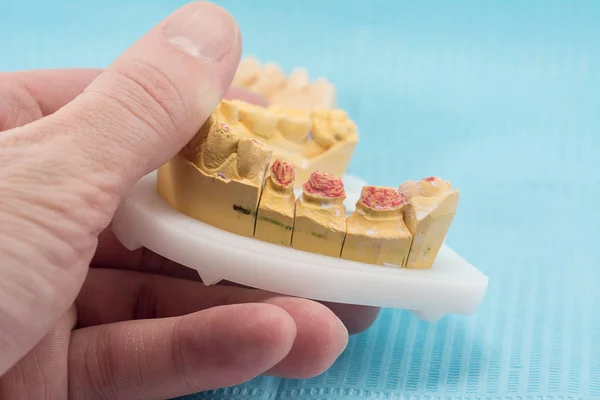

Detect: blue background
2,0,600,398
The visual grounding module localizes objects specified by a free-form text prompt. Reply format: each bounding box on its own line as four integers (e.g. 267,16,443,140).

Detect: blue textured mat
2,1,599,398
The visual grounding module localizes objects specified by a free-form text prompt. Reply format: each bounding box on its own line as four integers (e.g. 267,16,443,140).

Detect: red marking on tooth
422,176,438,182
218,122,231,131
303,171,345,199
271,159,295,188
360,186,403,210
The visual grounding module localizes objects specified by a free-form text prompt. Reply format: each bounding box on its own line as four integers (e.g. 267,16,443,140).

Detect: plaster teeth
236,138,272,180
237,102,278,140
203,122,239,171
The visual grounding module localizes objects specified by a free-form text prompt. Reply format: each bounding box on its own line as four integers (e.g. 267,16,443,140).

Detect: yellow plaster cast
254,159,296,246
341,186,412,267
399,177,460,269
291,171,347,257
157,121,272,237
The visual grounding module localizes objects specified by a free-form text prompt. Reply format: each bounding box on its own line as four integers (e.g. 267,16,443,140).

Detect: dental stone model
156,103,460,269
233,57,336,110
208,98,358,185
341,186,413,266
399,177,460,269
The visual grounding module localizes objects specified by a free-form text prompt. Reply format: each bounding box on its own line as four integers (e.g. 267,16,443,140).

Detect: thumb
0,1,240,375
53,0,241,188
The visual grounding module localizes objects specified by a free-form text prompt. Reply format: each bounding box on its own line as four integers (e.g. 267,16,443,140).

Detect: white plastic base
112,172,488,322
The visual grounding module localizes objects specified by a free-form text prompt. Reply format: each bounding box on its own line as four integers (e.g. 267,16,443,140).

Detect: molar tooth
236,137,272,180
302,171,346,201
233,57,261,88
311,117,335,149
358,186,404,211
272,107,312,143
310,109,356,148
278,116,312,143
341,186,412,267
203,122,239,170
292,171,347,257
238,103,277,139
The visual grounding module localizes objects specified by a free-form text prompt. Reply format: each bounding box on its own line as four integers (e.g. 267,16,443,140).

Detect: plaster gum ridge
157,115,459,268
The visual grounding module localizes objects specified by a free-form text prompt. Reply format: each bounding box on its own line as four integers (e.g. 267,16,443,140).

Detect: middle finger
77,268,349,378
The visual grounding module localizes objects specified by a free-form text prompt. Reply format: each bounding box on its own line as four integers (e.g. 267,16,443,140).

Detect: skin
0,3,379,399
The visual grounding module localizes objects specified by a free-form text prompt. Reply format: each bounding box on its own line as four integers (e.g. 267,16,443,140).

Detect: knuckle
171,319,208,392
132,276,159,320
80,329,119,399
0,78,43,132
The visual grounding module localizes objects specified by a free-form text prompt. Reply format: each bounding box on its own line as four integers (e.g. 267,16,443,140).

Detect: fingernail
162,1,238,62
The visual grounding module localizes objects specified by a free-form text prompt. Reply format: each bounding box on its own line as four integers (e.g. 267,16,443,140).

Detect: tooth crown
233,57,335,110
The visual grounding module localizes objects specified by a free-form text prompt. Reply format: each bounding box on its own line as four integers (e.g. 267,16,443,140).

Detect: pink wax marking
303,171,345,199
217,122,231,131
271,159,295,188
360,186,403,211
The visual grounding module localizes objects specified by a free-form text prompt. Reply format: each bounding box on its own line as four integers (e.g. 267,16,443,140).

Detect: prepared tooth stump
340,186,412,266
291,171,347,257
254,159,296,246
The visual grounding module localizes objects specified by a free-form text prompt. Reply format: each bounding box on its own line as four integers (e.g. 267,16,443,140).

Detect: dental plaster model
341,186,413,266
233,57,336,110
157,105,458,270
399,177,460,269
208,99,358,185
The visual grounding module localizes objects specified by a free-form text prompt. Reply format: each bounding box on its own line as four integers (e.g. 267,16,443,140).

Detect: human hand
0,2,379,398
